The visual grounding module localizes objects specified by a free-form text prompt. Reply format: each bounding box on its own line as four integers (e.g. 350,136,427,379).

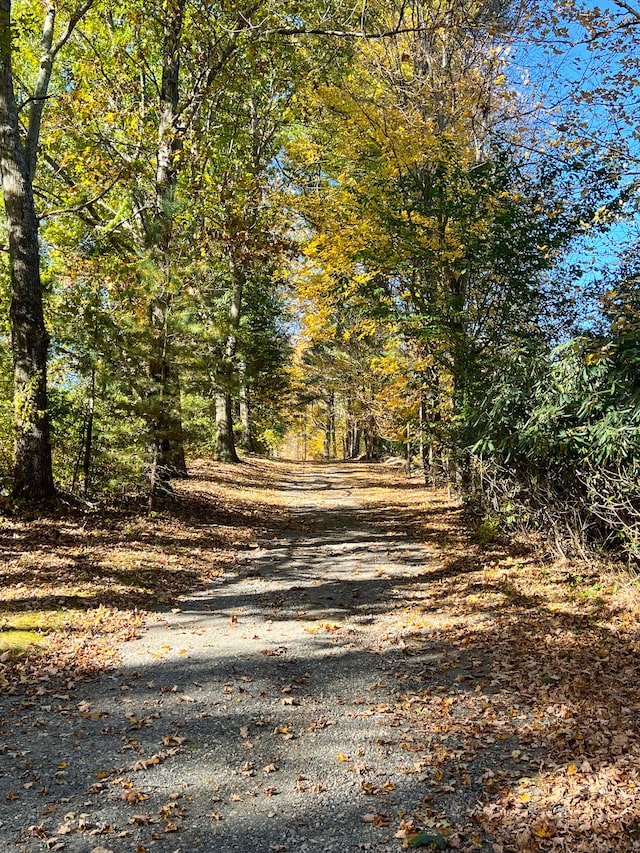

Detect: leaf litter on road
0,458,639,852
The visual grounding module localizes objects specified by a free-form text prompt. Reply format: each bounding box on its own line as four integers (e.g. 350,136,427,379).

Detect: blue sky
499,0,640,324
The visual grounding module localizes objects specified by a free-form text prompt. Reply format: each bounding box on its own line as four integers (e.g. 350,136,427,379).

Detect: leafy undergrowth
0,456,293,694
351,472,640,852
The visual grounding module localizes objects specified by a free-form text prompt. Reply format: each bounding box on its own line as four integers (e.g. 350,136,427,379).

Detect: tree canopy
0,0,639,555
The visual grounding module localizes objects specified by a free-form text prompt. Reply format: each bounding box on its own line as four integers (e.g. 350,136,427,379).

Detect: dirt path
1,461,639,853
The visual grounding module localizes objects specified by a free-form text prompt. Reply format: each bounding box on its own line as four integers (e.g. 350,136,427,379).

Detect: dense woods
1,0,640,557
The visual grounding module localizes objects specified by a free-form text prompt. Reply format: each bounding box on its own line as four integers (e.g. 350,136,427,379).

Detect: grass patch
0,628,46,653
0,611,71,654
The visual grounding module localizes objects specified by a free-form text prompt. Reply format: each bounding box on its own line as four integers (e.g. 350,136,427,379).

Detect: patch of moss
0,609,75,654
0,628,45,653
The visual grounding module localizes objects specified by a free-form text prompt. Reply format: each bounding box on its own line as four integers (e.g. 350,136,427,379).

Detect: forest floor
0,458,639,853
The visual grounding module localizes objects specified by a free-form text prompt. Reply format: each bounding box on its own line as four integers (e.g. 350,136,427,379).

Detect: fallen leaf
29,825,47,838
531,820,556,839
161,734,187,747
362,811,390,827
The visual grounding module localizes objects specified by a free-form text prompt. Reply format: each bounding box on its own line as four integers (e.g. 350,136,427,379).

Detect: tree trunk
149,369,188,481
364,396,376,460
345,396,361,459
323,397,331,459
215,390,239,462
405,421,411,474
238,362,254,452
329,391,336,458
166,370,187,477
147,349,188,491
364,429,374,461
146,0,187,495
419,392,427,484
167,417,188,476
82,368,95,496
148,299,176,495
214,259,245,463
0,2,55,504
346,419,361,459
323,393,336,459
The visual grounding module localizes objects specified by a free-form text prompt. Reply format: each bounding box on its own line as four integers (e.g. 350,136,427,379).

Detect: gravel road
0,464,463,853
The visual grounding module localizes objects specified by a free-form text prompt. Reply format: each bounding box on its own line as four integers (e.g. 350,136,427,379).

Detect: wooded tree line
1,0,640,556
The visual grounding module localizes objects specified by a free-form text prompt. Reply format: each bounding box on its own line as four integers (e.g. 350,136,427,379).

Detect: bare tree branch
38,170,125,221
610,0,640,22
26,0,95,182
275,23,436,38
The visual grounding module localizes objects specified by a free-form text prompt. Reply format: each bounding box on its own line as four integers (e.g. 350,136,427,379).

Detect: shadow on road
0,460,638,852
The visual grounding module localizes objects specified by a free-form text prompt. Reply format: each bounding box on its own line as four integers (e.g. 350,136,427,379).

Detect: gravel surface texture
0,464,467,853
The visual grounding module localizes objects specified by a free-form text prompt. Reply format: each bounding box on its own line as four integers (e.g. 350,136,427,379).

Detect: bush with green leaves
465,334,640,557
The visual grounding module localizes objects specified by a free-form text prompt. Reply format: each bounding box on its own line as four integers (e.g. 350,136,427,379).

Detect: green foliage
2,0,639,531
0,397,13,495
465,331,640,556
475,515,501,544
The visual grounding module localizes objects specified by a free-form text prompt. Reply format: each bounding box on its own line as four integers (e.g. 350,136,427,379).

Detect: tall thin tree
0,0,92,504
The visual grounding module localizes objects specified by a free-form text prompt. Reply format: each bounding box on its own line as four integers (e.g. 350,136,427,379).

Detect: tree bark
215,389,239,462
0,0,55,504
346,411,361,459
238,360,254,452
323,398,331,459
167,372,188,477
82,368,95,496
214,259,245,463
147,299,188,494
323,392,336,459
146,0,188,494
364,427,374,461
